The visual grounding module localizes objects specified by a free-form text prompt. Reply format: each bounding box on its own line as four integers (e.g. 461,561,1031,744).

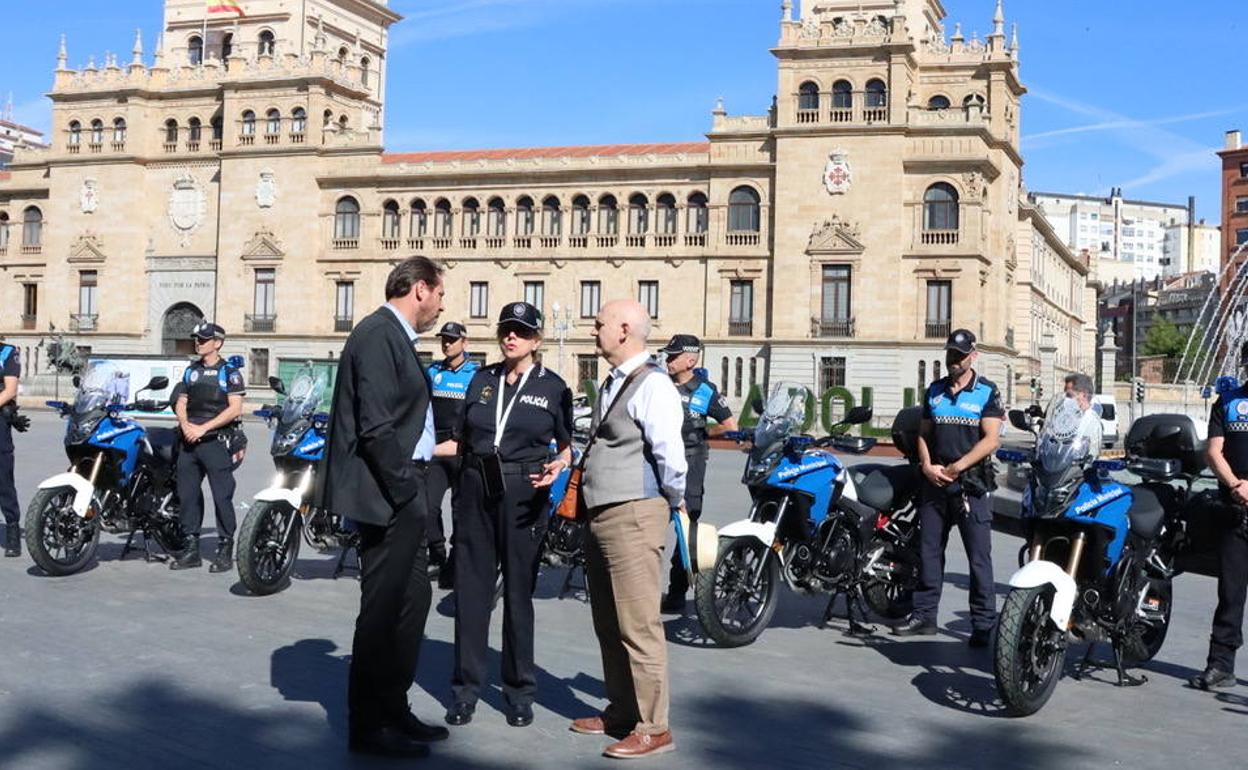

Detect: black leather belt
465,454,543,477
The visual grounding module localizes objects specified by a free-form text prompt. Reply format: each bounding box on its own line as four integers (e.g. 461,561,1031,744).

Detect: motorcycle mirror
751,397,764,416
1025,404,1044,419
844,406,873,425
72,375,81,389
1008,409,1032,432
269,376,286,395
144,376,170,392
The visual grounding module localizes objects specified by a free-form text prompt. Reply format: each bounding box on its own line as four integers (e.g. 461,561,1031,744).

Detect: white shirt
383,303,437,462
600,351,688,507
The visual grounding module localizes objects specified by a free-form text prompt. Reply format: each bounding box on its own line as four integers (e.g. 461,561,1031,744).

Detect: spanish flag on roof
207,0,245,15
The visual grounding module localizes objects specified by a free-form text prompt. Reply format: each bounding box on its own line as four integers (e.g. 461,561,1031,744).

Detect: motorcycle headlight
67,416,102,444
744,448,782,485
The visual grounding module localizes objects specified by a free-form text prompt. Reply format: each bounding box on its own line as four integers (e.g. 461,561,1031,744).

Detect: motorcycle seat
1127,485,1168,541
146,427,178,466
850,463,920,513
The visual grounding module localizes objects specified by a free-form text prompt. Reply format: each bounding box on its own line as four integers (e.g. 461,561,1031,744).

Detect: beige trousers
585,496,671,735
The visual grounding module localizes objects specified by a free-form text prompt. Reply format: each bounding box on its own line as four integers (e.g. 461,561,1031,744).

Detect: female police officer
445,301,573,729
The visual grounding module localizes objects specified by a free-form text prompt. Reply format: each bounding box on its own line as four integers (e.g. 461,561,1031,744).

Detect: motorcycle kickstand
120,529,139,561
1071,642,1097,681
845,587,876,636
1112,643,1147,688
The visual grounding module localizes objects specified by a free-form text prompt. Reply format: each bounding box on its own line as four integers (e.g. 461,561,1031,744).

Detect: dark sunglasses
497,323,539,340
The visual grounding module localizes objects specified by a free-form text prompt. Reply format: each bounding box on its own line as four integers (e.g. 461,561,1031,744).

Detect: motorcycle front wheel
694,537,780,648
236,501,302,596
994,585,1068,717
26,486,100,577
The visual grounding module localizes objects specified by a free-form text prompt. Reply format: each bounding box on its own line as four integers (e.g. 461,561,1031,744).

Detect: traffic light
1134,379,1145,404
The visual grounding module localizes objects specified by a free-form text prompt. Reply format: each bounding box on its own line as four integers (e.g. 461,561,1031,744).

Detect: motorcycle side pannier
891,406,923,464
1124,413,1207,475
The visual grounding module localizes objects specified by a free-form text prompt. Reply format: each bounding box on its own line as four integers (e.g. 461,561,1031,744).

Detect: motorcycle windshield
274,366,327,454
74,361,127,416
1030,397,1103,514
749,382,806,465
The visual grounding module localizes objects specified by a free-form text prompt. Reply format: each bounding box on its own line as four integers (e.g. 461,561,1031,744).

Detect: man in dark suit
323,256,448,758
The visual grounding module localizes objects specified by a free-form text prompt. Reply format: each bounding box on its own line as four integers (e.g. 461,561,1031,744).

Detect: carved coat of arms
823,149,852,195
80,179,99,214
168,174,206,245
256,170,278,209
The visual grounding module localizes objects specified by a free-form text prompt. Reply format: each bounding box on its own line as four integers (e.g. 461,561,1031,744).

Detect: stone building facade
0,0,1097,420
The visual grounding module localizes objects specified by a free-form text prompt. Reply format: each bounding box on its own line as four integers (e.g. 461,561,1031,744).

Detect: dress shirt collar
383,303,419,343
608,351,654,382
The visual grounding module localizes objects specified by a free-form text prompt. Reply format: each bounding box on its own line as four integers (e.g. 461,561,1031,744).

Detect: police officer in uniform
1193,379,1248,689
172,322,246,572
427,322,480,589
658,334,736,613
894,329,1003,646
445,301,573,729
0,338,24,557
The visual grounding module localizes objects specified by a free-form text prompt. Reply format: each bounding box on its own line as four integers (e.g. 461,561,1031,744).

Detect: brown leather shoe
603,731,674,760
570,715,633,739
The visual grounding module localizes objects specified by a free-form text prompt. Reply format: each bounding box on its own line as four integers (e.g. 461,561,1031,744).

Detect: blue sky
1,0,1243,221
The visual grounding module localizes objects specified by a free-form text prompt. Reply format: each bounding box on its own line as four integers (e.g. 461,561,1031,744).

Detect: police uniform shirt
458,364,573,463
922,371,1004,466
428,358,480,441
1209,387,1248,482
0,344,20,448
182,359,247,428
677,376,732,449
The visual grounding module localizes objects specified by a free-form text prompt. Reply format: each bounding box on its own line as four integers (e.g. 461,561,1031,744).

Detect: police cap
659,334,703,355
191,322,226,341
498,302,543,332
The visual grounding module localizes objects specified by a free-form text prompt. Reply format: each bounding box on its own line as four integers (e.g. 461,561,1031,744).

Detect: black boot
209,538,234,574
4,524,20,558
437,548,456,590
427,542,447,580
171,537,202,570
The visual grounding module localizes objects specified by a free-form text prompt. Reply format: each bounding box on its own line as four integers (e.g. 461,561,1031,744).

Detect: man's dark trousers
175,437,237,538
348,471,433,730
666,445,708,596
1208,521,1248,673
426,456,459,552
912,481,996,631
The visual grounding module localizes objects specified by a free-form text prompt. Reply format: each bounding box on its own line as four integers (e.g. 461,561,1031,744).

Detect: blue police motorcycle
27,361,183,576
695,383,923,647
993,397,1181,716
236,365,354,596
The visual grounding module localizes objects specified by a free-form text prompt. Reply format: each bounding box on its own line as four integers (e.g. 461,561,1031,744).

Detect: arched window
487,197,506,237
687,192,709,234
542,196,562,236
516,196,535,236
338,114,348,129
0,212,9,250
334,197,360,240
241,110,256,136
927,95,951,110
360,57,371,87
112,117,127,143
923,183,960,231
798,81,820,111
291,107,306,134
963,93,986,109
434,199,452,238
734,357,744,398
657,193,677,235
22,206,42,247
865,78,887,108
598,194,618,235
832,80,853,109
323,108,334,127
266,109,281,135
210,114,223,141
337,47,349,65
918,360,927,392
186,117,201,143
462,197,481,237
720,358,729,393
728,186,761,232
164,119,178,144
572,195,591,235
258,30,276,56
382,200,401,239
188,35,203,66
628,193,649,234
89,119,104,145
410,199,428,238
68,120,81,146
221,33,234,61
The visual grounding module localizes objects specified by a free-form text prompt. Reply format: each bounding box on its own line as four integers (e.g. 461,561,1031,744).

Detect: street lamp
550,301,573,379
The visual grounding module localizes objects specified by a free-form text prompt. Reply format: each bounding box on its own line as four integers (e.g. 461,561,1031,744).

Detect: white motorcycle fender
717,520,778,549
1008,560,1078,629
37,473,96,518
253,469,313,510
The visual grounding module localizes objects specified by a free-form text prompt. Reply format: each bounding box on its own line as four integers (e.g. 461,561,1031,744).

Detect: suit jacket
320,306,432,526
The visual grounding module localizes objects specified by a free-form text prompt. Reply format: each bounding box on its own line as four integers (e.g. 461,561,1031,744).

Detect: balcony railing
431,237,452,250
920,229,959,245
796,108,820,124
332,238,359,250
67,144,81,154
685,232,707,247
264,134,280,145
21,244,41,255
728,320,754,337
21,314,36,331
815,318,855,338
514,236,532,249
568,235,588,249
406,237,424,250
791,92,891,126
625,234,647,248
334,316,354,333
111,141,126,152
70,313,98,332
239,134,255,146
163,142,177,153
484,236,505,249
864,107,888,123
540,235,561,248
830,107,853,123
459,237,478,249
210,139,223,151
290,132,306,144
925,321,951,339
726,231,761,246
594,234,618,248
186,141,200,152
380,238,401,250
654,233,677,248
88,142,103,154
246,314,277,333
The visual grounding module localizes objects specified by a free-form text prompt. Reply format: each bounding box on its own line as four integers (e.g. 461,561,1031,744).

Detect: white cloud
1024,108,1242,142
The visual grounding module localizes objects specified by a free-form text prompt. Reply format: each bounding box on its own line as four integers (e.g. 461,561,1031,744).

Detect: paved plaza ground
1,412,1245,769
